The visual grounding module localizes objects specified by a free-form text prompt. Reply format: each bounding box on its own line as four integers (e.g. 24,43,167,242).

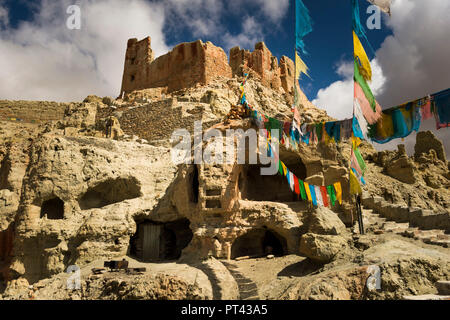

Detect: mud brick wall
120,38,232,97
0,100,68,123
98,99,219,141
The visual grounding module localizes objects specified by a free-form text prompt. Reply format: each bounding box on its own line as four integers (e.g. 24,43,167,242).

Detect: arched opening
231,228,286,259
78,177,141,210
129,218,193,261
40,197,64,219
279,150,307,181
240,165,295,202
189,165,199,204
238,150,307,203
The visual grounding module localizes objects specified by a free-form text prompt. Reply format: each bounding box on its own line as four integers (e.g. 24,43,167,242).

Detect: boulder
299,233,348,263
307,206,347,235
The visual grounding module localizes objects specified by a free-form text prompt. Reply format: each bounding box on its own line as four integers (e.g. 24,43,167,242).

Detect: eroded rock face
384,145,417,184
9,134,178,284
415,131,447,163
299,233,349,263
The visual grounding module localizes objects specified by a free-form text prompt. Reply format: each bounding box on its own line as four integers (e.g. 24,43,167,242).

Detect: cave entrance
240,165,295,202
40,197,64,220
78,177,141,210
129,218,193,262
231,228,286,259
239,151,306,202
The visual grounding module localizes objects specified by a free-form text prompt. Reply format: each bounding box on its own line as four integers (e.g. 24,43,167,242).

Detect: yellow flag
295,51,310,79
281,162,287,176
349,170,362,195
353,31,372,82
352,136,361,149
333,182,343,205
304,182,312,202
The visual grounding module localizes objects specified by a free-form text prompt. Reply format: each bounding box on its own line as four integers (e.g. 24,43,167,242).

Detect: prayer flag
333,182,342,205
299,180,307,201
296,0,313,55
320,186,329,207
304,182,312,202
353,31,372,82
309,183,317,206
315,186,324,207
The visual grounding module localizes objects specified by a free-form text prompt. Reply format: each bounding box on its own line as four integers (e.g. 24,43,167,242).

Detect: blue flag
296,0,313,55
352,0,375,54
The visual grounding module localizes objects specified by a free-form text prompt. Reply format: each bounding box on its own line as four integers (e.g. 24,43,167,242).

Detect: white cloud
312,59,386,120
252,0,289,23
312,0,450,156
223,16,264,51
164,0,224,37
0,0,169,101
227,0,289,24
314,0,450,114
376,0,450,106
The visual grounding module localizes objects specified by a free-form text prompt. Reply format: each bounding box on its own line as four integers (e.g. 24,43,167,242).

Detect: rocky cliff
0,38,449,300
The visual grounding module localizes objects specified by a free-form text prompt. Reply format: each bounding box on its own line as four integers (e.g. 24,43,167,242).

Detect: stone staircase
403,280,450,300
360,194,450,248
222,261,260,300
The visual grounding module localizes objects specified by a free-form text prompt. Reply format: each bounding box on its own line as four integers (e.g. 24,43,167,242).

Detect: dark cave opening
231,228,287,259
40,197,65,220
189,165,199,204
129,218,193,261
78,177,141,210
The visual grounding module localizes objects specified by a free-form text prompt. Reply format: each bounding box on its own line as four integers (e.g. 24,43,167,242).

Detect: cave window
231,228,286,259
40,197,65,220
78,177,141,210
130,74,135,82
129,219,193,261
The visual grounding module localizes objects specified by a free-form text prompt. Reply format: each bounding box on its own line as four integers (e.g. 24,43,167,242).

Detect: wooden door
141,223,162,261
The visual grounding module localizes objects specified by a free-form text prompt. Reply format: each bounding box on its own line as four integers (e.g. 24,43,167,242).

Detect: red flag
320,186,329,207
294,175,300,195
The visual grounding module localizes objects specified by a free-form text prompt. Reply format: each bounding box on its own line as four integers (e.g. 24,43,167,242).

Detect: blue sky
298,0,392,100
0,0,448,113
0,0,386,101
0,0,448,153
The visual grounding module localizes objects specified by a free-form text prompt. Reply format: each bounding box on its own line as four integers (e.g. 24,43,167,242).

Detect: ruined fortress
0,37,449,300
120,37,294,98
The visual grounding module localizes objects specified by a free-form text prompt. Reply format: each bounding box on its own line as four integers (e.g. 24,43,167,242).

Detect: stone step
403,294,450,300
436,281,450,295
426,239,450,248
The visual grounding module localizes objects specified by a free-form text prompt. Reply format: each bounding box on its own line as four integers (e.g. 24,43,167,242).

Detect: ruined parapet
229,42,293,94
414,131,447,163
120,38,232,97
384,144,417,184
0,100,68,123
